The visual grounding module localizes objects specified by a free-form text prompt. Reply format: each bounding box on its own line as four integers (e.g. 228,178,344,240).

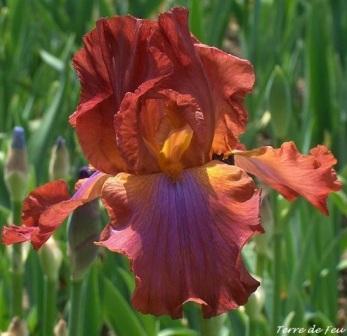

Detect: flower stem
68,279,83,336
43,276,57,336
10,200,23,318
201,314,226,336
272,194,282,333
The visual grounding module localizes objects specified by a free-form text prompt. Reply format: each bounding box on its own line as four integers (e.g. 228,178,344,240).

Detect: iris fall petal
98,161,262,318
2,173,109,249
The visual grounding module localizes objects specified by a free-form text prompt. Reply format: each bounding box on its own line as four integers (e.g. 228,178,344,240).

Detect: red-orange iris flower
2,8,341,318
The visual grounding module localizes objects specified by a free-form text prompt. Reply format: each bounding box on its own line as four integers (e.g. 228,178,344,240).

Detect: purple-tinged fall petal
98,161,262,318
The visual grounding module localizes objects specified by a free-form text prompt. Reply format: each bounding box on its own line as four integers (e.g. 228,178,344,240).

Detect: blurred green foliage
0,0,347,335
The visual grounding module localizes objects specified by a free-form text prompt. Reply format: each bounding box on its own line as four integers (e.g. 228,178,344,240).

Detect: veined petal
2,173,109,249
234,142,341,214
116,87,204,174
2,225,37,245
155,8,254,157
194,44,255,153
157,8,215,157
71,15,172,174
72,97,128,175
71,7,256,175
114,8,215,174
98,161,262,318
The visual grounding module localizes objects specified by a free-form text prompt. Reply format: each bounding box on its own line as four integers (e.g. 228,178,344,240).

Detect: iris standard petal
2,173,109,249
195,44,255,153
157,8,255,155
72,7,255,175
157,8,215,158
234,142,341,214
115,88,203,174
73,97,129,174
116,22,251,172
98,161,262,318
71,15,172,174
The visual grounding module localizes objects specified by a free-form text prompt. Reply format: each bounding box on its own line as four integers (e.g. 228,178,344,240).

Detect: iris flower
2,8,341,318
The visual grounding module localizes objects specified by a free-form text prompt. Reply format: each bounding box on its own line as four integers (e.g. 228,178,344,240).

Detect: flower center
144,124,193,180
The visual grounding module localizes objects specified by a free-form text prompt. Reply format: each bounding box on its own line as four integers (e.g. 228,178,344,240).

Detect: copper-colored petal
154,8,254,157
73,96,128,175
98,161,262,318
234,142,342,214
115,87,205,173
2,226,37,245
21,180,71,228
72,8,256,174
2,173,109,249
71,15,172,174
114,8,214,173
194,44,255,153
157,8,215,157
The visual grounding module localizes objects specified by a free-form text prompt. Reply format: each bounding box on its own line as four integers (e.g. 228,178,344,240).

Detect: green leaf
228,309,249,336
189,0,204,41
304,312,333,331
306,0,333,143
128,0,163,17
28,79,66,169
201,315,227,336
330,191,347,216
39,50,64,72
81,267,102,336
206,0,233,46
0,281,8,330
117,266,135,292
102,278,146,336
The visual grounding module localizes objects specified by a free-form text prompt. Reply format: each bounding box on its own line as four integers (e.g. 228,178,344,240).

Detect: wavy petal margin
71,15,171,174
195,44,255,153
71,8,256,174
234,142,341,214
98,161,262,318
2,173,109,249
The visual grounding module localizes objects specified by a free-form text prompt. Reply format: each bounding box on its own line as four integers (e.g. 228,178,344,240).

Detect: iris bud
49,136,70,181
245,280,265,319
4,127,29,202
266,66,292,140
54,319,67,336
4,317,28,336
38,237,63,282
67,167,101,281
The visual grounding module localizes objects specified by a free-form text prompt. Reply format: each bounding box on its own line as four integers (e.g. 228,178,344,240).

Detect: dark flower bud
77,166,95,179
67,167,100,280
